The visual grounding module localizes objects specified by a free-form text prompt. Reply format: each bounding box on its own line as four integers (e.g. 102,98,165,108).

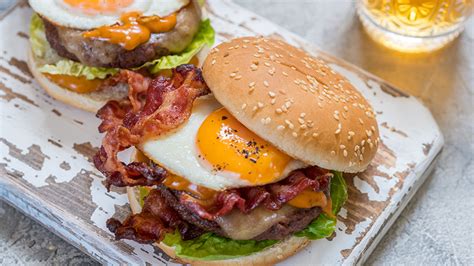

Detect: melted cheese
215,205,296,240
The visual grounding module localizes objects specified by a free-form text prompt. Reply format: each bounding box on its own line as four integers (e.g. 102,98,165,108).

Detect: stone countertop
1,0,472,265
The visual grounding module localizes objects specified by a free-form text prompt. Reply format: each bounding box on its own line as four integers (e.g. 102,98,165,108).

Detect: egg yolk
163,173,217,202
196,108,293,185
63,0,133,14
44,74,103,93
83,11,177,50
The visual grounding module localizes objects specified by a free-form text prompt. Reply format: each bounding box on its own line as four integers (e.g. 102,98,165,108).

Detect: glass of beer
357,0,473,52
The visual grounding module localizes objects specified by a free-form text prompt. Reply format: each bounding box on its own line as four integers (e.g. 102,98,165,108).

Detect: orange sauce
44,74,102,93
288,190,335,217
163,174,217,202
83,11,177,50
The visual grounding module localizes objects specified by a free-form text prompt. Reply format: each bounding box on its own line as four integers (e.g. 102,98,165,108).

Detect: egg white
139,96,306,191
29,0,190,30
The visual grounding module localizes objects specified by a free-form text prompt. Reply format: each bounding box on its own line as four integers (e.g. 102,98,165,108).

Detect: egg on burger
27,0,214,112
94,37,379,264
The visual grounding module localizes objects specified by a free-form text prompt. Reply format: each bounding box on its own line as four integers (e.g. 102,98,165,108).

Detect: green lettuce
295,171,348,240
29,14,215,79
30,14,119,80
137,171,348,260
163,232,277,261
141,19,215,74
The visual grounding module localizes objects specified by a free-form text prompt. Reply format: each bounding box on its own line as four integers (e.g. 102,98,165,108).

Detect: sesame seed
343,150,348,157
235,75,242,80
265,117,272,124
264,81,269,87
250,64,258,71
312,133,319,138
277,125,285,131
285,120,294,129
264,62,271,67
279,89,286,95
292,132,298,137
298,118,305,124
271,99,276,105
300,113,306,118
276,108,283,114
340,145,346,150
241,103,247,110
300,125,308,130
268,91,276,97
230,73,236,77
282,72,289,77
257,102,264,108
252,106,258,112
248,82,256,88
359,118,364,125
331,151,336,156
211,59,216,65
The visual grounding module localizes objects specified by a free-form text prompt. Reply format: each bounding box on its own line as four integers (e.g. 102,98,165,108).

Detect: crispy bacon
180,167,332,220
107,189,205,243
93,65,210,190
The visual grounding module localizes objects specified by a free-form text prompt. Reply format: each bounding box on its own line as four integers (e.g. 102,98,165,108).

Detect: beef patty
157,185,322,241
42,1,201,68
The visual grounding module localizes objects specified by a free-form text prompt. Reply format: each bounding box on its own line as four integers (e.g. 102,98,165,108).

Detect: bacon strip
180,167,332,220
107,189,205,243
93,65,210,190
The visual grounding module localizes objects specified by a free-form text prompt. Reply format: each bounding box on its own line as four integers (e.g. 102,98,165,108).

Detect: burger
27,0,214,112
94,37,379,264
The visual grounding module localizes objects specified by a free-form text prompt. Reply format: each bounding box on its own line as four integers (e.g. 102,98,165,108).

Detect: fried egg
29,0,189,30
139,96,306,191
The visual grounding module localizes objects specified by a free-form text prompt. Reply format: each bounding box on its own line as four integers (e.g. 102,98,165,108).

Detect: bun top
202,37,379,173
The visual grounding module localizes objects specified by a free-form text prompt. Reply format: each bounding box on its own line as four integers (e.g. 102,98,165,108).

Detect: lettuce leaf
330,170,348,214
29,13,48,58
162,232,277,261
141,19,215,74
29,14,214,79
295,171,348,240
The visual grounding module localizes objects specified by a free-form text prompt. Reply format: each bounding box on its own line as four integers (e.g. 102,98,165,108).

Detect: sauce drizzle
83,11,177,50
45,74,103,93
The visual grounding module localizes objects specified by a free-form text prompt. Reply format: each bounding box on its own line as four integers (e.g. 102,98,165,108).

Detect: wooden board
0,1,444,265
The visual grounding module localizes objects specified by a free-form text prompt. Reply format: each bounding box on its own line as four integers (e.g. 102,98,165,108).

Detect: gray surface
1,0,473,265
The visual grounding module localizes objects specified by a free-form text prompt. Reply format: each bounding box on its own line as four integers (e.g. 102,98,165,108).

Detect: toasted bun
27,49,127,113
202,37,379,173
128,151,310,265
127,186,310,265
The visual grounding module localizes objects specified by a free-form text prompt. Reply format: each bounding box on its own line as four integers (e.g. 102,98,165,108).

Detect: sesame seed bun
127,186,310,265
27,49,127,113
202,37,379,173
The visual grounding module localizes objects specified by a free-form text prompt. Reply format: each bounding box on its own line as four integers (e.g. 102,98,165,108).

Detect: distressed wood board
0,1,444,265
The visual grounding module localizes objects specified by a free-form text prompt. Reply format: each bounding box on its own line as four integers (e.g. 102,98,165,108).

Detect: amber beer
357,0,473,52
